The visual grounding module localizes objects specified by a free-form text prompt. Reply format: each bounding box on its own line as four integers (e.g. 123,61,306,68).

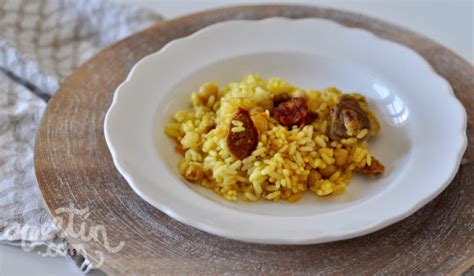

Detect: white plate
104,18,467,244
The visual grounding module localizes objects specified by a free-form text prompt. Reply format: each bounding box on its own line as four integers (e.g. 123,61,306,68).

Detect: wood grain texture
34,5,474,274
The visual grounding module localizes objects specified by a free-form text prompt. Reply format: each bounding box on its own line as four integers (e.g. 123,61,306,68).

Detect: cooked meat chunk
329,95,373,140
356,157,385,175
227,108,259,160
272,98,309,127
272,92,292,107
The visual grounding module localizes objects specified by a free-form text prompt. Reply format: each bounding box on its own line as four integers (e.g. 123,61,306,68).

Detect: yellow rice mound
165,75,379,202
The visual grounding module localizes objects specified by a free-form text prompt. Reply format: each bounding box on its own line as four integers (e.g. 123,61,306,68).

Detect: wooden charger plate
35,5,474,274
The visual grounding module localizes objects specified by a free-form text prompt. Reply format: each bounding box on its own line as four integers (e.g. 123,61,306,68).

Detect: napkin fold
0,0,161,272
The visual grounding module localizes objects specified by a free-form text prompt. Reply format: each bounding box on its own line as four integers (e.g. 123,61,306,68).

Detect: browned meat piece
227,108,259,160
272,92,292,107
272,98,309,127
356,157,385,175
329,95,371,140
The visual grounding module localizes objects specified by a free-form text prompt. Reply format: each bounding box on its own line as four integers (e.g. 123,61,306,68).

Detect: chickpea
334,148,349,167
320,165,337,178
307,169,322,186
198,82,219,100
184,162,204,182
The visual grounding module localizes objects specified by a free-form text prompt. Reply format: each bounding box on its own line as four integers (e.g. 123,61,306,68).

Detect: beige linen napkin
0,0,161,272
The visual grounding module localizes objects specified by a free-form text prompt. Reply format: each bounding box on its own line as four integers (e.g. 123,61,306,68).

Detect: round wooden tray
35,5,473,274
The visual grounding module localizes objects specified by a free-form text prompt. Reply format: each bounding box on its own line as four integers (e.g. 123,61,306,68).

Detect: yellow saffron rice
165,75,380,202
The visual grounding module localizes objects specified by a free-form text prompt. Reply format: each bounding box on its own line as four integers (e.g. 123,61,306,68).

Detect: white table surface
1,0,472,275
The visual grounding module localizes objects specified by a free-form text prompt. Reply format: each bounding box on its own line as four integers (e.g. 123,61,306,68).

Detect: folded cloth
0,0,161,272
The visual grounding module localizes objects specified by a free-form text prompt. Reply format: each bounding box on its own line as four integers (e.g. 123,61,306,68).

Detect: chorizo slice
227,108,259,159
272,97,309,127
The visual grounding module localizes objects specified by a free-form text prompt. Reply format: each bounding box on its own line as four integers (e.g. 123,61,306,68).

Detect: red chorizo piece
356,157,385,175
227,108,259,160
272,97,309,127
